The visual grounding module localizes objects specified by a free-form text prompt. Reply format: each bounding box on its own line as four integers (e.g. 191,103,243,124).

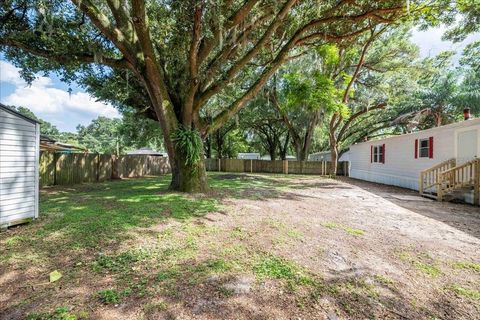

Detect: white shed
348,118,480,196
0,104,40,228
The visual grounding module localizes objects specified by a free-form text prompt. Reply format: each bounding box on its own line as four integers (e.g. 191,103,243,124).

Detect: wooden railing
419,158,456,195
438,159,480,204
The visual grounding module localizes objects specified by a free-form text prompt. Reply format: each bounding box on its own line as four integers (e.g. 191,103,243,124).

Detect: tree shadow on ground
1,174,478,319
338,177,480,240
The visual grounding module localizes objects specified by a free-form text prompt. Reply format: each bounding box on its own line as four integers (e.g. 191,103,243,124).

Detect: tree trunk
279,132,290,160
169,140,209,193
329,134,338,176
295,143,307,161
204,136,212,159
267,138,277,161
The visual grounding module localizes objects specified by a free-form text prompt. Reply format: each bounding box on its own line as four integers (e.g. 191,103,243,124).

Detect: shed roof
0,103,40,125
40,135,87,152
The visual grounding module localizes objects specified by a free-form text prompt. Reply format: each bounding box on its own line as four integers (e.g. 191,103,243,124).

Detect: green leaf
49,270,62,283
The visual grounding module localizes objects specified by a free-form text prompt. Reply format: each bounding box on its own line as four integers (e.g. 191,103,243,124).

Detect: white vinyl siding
349,118,480,191
0,107,40,227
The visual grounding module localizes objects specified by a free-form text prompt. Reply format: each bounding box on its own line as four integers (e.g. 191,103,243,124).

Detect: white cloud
0,60,120,131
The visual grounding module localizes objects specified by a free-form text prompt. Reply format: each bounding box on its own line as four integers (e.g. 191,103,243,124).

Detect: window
419,138,430,158
373,145,384,163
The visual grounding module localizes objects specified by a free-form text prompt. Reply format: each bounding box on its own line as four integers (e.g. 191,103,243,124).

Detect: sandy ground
1,174,479,319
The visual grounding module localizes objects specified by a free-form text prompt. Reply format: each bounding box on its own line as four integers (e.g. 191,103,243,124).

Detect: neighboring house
238,153,261,160
309,151,331,161
347,117,480,203
0,103,40,228
309,151,350,162
40,135,86,153
260,155,296,160
127,148,167,157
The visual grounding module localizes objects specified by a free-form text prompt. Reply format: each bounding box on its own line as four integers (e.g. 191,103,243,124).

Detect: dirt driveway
1,174,479,319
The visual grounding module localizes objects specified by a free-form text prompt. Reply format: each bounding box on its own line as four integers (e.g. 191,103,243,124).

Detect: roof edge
352,118,480,147
0,102,41,125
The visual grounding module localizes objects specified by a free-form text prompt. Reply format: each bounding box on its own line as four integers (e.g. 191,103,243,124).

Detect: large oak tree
1,0,416,191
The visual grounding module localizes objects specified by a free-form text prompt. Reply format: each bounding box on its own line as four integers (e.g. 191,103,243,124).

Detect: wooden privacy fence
204,158,349,176
39,152,170,187
39,152,348,187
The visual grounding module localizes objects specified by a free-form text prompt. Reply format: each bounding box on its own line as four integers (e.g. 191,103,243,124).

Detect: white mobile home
0,104,40,228
348,118,480,202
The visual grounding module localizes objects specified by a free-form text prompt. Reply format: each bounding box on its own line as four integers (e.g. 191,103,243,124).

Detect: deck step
420,193,438,200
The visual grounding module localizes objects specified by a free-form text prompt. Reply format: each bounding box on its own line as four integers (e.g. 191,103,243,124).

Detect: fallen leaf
49,270,62,283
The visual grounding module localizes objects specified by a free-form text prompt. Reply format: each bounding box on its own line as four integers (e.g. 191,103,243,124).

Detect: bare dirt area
1,174,479,320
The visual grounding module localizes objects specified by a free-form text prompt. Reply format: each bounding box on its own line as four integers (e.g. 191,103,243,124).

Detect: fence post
53,152,58,186
250,159,253,173
283,160,288,174
218,158,221,172
474,160,480,206
111,155,118,179
96,153,100,182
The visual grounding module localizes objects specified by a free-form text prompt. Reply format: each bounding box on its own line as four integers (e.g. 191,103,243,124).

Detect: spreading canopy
0,0,443,191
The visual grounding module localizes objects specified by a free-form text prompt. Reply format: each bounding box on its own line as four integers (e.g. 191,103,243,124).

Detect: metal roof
0,102,40,125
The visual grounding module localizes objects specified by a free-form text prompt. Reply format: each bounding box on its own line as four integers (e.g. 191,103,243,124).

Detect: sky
0,27,479,133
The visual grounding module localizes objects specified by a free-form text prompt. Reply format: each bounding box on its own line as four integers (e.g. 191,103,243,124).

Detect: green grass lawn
1,174,314,319
1,174,479,320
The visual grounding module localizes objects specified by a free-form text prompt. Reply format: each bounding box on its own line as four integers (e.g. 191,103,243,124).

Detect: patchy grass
322,222,365,237
38,177,220,249
26,306,83,320
2,174,479,319
96,289,122,305
448,285,480,300
453,261,480,273
414,261,442,277
397,250,442,277
253,254,314,289
374,274,395,286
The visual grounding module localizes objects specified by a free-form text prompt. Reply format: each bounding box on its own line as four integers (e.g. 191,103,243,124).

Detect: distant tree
240,90,288,160
4,105,61,138
76,117,123,154
274,47,345,161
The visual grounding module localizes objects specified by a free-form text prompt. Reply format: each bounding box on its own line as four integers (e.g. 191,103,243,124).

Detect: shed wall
0,108,39,227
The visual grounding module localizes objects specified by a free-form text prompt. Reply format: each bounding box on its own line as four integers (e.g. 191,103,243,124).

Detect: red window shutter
382,144,385,163
429,137,434,158
370,145,373,163
414,139,418,159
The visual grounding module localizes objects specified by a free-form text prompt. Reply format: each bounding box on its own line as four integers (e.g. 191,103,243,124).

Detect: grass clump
322,222,339,229
449,285,480,300
96,289,121,305
253,254,314,288
287,229,304,239
92,250,147,274
322,222,365,237
26,307,79,320
453,261,480,273
374,274,395,286
343,227,365,237
143,301,168,314
413,261,441,277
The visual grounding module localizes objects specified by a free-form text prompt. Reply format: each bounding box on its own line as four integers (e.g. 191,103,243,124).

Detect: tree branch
0,38,129,69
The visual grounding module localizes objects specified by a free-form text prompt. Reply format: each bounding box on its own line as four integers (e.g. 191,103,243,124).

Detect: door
457,129,478,164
